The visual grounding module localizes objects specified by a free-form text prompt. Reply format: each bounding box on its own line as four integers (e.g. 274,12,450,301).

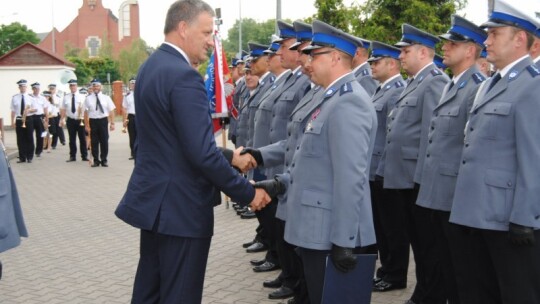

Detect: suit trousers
66,118,87,159
15,119,34,161
89,118,109,164
369,179,390,278
127,114,137,157
32,115,44,155
132,229,212,304
450,227,540,304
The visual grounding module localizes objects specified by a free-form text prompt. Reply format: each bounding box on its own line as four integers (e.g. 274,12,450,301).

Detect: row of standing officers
228,0,540,303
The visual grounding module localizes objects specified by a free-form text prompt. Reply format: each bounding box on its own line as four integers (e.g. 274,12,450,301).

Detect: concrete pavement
0,128,415,303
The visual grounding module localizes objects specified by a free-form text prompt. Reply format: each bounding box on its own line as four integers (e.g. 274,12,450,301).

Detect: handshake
248,178,287,212
231,147,263,173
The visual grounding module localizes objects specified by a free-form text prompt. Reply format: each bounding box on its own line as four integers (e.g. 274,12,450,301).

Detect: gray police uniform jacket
450,57,540,231
259,85,325,221
236,73,274,148
255,69,311,179
380,63,449,189
247,71,289,148
416,66,485,211
283,73,377,250
369,76,405,181
355,63,378,97
228,78,246,141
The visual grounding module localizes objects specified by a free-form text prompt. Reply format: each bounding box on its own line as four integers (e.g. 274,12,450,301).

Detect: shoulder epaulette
471,72,486,84
431,68,442,76
340,82,353,96
527,64,540,77
361,69,369,76
395,80,404,88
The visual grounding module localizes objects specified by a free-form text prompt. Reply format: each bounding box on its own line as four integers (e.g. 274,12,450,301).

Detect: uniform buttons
286,148,289,152
426,154,430,158
292,163,295,168
296,146,300,150
388,128,391,132
270,128,273,132
429,140,432,144
290,179,294,184
469,127,474,131
289,118,292,122
434,112,439,117
288,132,291,136
507,181,512,187
387,141,390,144
462,160,466,164
391,118,395,120
473,110,478,115
272,114,275,118
285,162,289,167
465,143,469,147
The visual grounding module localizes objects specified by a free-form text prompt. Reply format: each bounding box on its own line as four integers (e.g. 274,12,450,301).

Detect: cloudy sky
0,0,538,49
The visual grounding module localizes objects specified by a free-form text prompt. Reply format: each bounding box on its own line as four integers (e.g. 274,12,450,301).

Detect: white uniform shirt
29,94,49,116
50,94,61,116
10,92,32,118
85,91,116,119
62,92,86,119
122,91,136,114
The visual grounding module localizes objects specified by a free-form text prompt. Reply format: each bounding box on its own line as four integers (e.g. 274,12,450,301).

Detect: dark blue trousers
131,230,211,304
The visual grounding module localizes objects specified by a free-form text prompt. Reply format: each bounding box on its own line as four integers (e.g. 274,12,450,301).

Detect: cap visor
480,20,506,29
367,56,383,63
438,33,467,42
289,41,302,50
301,44,323,54
394,41,413,48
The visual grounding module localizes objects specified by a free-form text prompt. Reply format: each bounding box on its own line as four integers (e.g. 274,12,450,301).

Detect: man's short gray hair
164,0,215,34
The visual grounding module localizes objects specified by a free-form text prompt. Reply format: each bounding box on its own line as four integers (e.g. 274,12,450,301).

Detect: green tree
67,57,93,85
98,34,114,59
67,57,120,86
0,22,40,56
118,38,150,83
222,18,279,56
350,0,467,44
312,0,351,30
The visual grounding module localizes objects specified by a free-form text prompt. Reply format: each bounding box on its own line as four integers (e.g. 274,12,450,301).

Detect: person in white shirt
10,79,35,163
28,82,49,157
122,78,136,160
48,84,66,148
60,79,88,162
84,78,116,167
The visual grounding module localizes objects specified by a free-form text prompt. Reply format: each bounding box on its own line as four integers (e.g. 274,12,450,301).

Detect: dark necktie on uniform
487,73,501,92
71,94,76,113
95,93,104,113
447,81,455,92
375,86,381,95
20,94,25,115
406,77,414,86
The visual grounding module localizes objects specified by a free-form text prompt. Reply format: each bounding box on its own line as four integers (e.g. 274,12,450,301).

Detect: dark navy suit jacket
115,43,255,238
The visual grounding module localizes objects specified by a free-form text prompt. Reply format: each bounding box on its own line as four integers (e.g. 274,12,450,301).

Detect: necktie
95,93,104,113
406,77,414,86
447,81,455,92
487,73,501,92
71,94,76,114
20,94,25,115
375,86,381,95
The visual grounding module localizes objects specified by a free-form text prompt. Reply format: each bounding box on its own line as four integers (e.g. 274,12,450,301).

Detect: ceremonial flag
205,31,234,134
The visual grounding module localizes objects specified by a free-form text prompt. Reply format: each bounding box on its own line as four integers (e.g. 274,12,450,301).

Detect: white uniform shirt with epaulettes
85,91,115,119
450,56,540,231
416,65,485,212
62,92,86,120
29,94,49,116
10,92,32,118
122,91,136,114
50,94,61,116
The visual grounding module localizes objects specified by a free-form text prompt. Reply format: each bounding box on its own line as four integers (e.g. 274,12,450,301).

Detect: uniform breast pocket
275,92,296,118
400,97,418,122
484,169,515,223
438,106,461,136
479,103,512,140
300,121,324,157
300,189,332,243
373,103,386,127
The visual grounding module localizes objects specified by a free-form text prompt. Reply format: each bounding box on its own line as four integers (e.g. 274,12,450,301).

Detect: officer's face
484,26,522,70
370,58,389,82
182,11,215,64
19,85,27,93
250,55,269,77
237,63,246,76
296,42,312,76
69,84,77,93
245,72,259,90
308,47,335,87
441,40,470,70
399,45,421,76
92,84,102,93
32,87,40,95
278,38,299,70
268,53,282,73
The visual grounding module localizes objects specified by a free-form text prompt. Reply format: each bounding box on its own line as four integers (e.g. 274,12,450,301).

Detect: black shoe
61,142,66,145
263,277,282,288
246,242,267,253
268,286,294,299
241,210,256,219
128,156,134,160
253,261,280,272
36,153,41,157
373,276,383,285
81,157,89,161
287,297,297,304
91,162,100,167
16,159,26,163
27,159,32,163
242,239,257,248
373,280,406,292
52,146,56,150
66,158,76,162
236,206,249,215
101,162,108,167
250,258,266,266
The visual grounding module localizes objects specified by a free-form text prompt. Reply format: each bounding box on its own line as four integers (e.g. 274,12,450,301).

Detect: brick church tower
39,0,140,58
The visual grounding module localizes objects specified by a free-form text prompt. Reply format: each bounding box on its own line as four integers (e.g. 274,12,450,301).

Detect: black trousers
369,179,390,278
127,114,137,157
258,198,279,265
48,116,58,138
32,115,44,155
15,119,34,161
89,118,109,164
67,118,87,159
51,116,65,147
132,230,211,304
450,227,540,304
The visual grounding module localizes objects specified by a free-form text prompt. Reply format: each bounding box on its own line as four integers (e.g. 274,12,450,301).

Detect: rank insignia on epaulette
472,72,485,84
340,82,353,95
296,71,303,77
362,69,369,76
508,70,519,81
271,85,278,90
270,76,276,83
325,87,336,97
418,75,425,82
385,85,391,91
395,81,404,88
431,68,442,76
458,81,466,89
527,65,540,77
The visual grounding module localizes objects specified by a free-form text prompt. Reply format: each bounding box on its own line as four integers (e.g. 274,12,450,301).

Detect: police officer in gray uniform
415,15,487,303
450,1,540,303
229,57,246,147
255,20,377,303
366,41,405,286
245,21,322,302
351,35,379,96
374,24,449,304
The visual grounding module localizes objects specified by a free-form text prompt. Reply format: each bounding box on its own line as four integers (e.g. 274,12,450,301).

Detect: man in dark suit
114,1,271,303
